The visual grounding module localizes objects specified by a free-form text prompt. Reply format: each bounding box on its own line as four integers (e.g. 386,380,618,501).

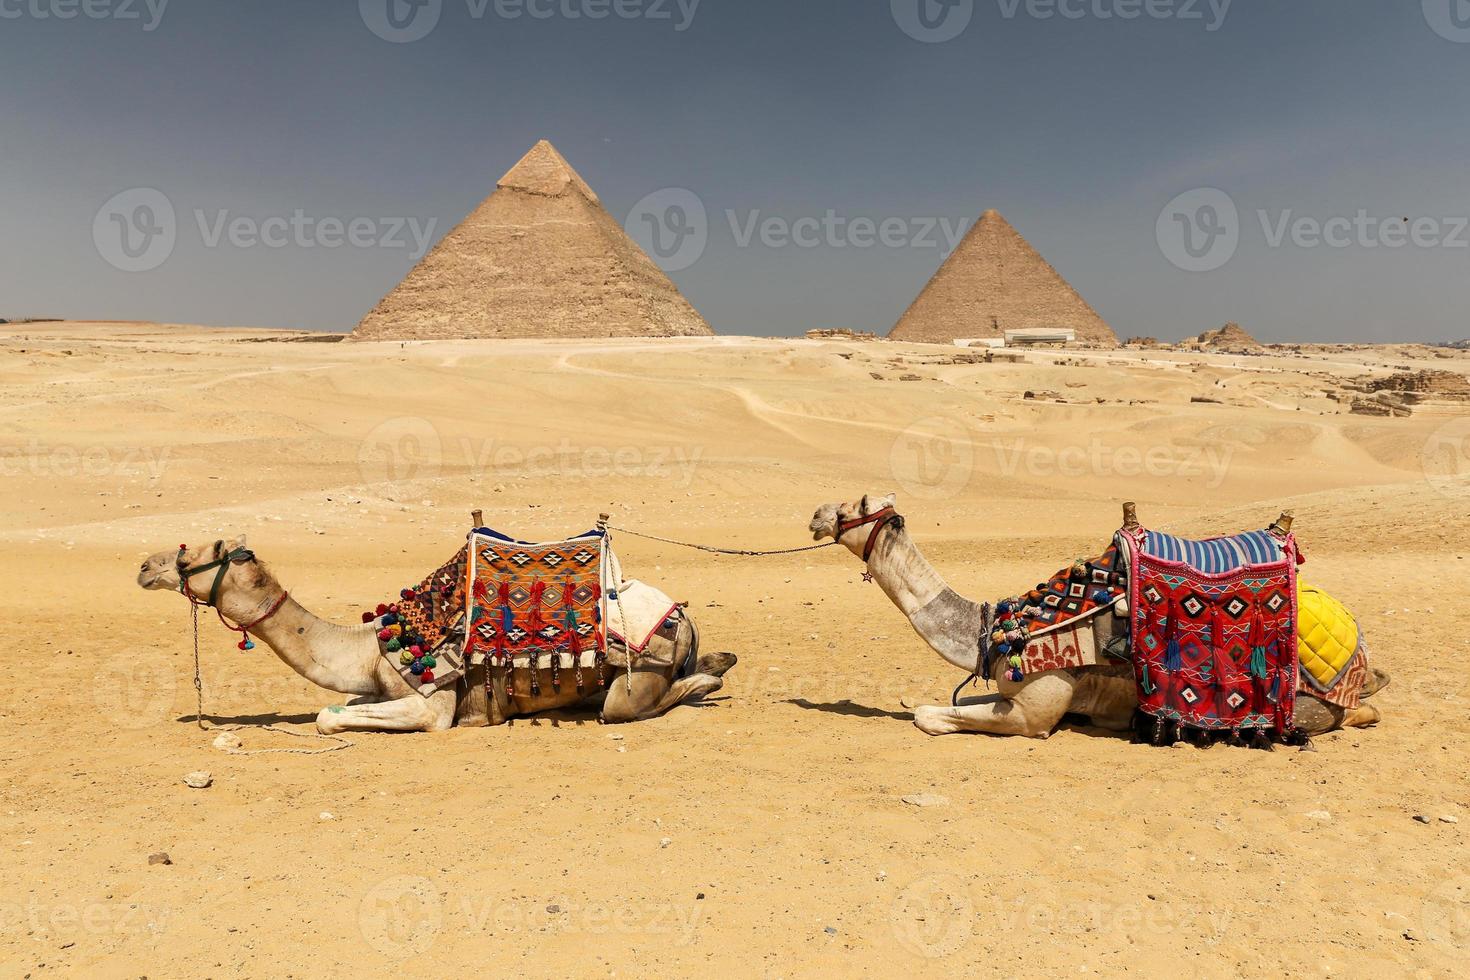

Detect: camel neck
865,525,988,675
221,590,382,696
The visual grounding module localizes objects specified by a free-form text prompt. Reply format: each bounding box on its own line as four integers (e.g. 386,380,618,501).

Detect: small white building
1004,328,1076,347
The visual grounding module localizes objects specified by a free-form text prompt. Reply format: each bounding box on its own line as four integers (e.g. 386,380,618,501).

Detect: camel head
809,492,898,553
137,536,261,596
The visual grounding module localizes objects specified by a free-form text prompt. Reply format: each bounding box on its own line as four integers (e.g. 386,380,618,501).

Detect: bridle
177,542,289,643
835,506,905,564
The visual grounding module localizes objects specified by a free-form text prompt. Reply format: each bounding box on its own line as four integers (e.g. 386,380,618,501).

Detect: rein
175,541,351,755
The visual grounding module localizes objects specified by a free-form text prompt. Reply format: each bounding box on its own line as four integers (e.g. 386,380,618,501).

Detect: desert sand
2,322,1468,977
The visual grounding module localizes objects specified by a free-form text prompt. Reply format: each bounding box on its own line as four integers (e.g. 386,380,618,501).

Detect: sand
2,322,1468,977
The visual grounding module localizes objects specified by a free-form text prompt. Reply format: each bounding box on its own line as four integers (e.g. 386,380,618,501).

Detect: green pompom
387,638,401,653
423,655,437,669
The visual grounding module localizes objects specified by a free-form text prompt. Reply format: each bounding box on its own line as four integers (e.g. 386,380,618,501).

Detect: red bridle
835,506,904,563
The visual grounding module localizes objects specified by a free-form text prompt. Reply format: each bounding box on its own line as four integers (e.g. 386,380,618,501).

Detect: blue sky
3,0,1468,341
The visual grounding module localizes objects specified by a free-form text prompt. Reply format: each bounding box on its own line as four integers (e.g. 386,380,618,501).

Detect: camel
809,493,1388,742
136,534,736,734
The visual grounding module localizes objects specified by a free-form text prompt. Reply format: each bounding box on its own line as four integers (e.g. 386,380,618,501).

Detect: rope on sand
191,602,354,756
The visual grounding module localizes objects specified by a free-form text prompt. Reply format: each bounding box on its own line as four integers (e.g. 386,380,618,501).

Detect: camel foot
1343,703,1381,729
694,651,738,678
1361,668,1390,700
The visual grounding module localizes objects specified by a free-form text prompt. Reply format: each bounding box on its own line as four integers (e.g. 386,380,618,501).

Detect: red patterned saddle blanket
1119,526,1300,734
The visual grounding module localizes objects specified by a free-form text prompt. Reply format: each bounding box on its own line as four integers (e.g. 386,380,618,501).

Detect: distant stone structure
1193,322,1262,350
354,140,711,341
1347,369,1470,417
806,328,878,341
889,210,1117,346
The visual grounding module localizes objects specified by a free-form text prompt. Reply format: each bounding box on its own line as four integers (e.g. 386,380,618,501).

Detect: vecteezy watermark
356,416,705,487
1158,188,1470,272
1156,188,1239,273
992,437,1237,488
1422,417,1470,498
90,649,178,731
626,188,973,273
0,0,170,31
358,876,702,961
360,0,701,43
0,440,171,480
893,0,1232,43
1420,873,1470,946
888,417,975,501
1423,0,1470,43
625,188,709,273
0,900,172,940
996,0,1232,30
890,874,1233,959
93,188,438,273
891,0,975,43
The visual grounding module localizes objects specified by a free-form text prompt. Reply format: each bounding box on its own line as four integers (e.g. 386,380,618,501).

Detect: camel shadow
177,711,318,727
784,698,913,721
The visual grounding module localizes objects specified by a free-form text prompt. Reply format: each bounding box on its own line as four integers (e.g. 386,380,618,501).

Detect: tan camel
809,493,1387,741
137,536,736,733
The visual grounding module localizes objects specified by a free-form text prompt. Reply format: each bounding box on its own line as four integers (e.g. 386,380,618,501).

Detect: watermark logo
626,188,708,273
90,651,177,731
1157,187,1239,272
892,0,975,43
889,417,975,501
360,0,443,42
993,436,1238,488
359,875,443,959
1422,417,1470,498
358,417,444,485
0,0,170,30
891,874,975,958
1423,0,1470,43
94,188,176,273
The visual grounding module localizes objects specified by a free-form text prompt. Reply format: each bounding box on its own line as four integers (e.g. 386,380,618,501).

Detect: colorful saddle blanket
1121,525,1299,734
363,545,471,696
989,543,1129,678
464,528,610,698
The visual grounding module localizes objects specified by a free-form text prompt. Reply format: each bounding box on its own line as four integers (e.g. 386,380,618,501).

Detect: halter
835,506,905,563
177,542,289,645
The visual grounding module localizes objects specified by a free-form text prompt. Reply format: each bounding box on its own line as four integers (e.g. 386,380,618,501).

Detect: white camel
137,536,736,733
809,493,1387,741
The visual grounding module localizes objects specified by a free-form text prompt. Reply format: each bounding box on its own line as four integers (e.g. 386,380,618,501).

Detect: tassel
1140,662,1156,695
527,581,547,633
1164,598,1182,673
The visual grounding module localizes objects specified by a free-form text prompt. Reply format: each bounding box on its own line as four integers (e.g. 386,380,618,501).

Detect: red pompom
361,612,374,624
237,640,248,650
401,588,417,600
377,628,392,641
420,669,435,683
375,603,389,616
410,645,423,656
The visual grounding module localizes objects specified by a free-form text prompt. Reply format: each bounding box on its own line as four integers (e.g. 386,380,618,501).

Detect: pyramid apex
498,140,597,201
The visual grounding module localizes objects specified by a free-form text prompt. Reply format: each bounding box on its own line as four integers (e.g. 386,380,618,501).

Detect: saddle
1117,522,1300,735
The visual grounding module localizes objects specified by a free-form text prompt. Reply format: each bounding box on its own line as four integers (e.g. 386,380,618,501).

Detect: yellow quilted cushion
1297,582,1359,690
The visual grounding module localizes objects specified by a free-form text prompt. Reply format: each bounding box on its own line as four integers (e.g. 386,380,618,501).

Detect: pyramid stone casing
889,210,1117,345
354,141,712,340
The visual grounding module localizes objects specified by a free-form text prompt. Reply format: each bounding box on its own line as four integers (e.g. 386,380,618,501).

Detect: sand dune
2,322,1468,976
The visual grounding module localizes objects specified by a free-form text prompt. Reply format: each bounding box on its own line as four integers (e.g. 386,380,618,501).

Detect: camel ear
879,492,896,510
225,534,247,552
859,494,872,515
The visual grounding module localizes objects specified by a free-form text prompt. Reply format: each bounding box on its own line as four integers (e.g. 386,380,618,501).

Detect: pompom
375,603,389,616
420,669,435,683
409,661,424,676
399,651,414,666
400,588,416,600
361,612,375,624
423,655,437,669
387,638,401,653
377,628,392,642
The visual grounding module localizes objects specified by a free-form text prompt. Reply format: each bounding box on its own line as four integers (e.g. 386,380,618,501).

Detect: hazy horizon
4,1,1469,342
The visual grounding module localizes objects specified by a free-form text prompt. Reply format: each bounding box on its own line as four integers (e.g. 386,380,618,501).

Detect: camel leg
913,672,1076,739
316,690,456,734
1342,703,1381,728
601,668,724,724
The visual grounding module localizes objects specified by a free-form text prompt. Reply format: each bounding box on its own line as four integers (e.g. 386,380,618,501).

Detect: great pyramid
889,210,1117,345
354,140,712,340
